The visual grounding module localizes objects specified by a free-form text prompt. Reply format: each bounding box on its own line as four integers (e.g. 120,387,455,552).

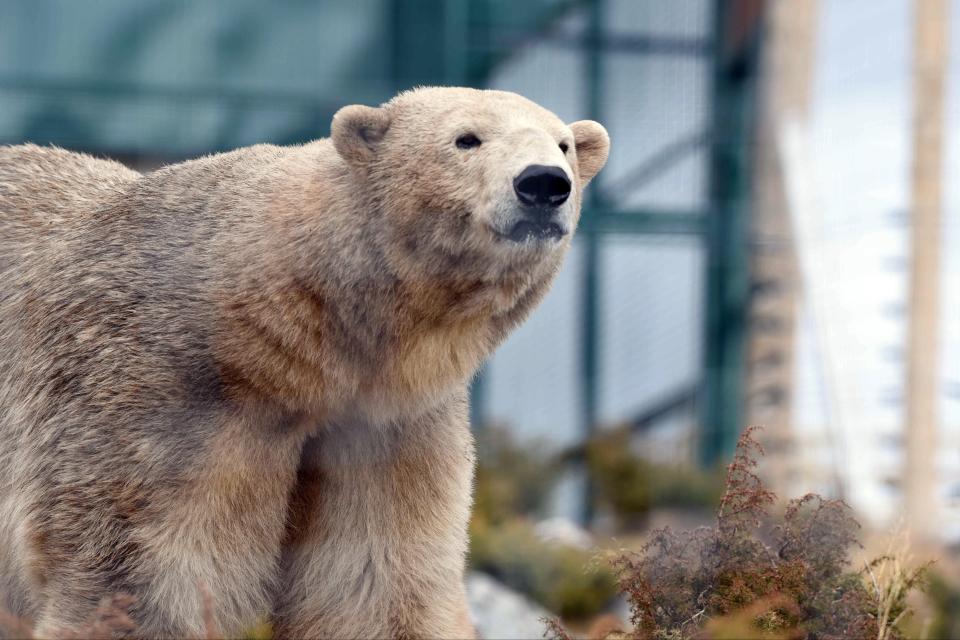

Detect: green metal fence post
578,0,606,525
699,0,764,466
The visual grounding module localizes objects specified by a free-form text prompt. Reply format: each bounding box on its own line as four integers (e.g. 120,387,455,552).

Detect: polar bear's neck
209,142,560,420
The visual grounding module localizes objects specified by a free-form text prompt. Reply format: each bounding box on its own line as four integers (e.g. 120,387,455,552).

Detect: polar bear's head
331,87,609,282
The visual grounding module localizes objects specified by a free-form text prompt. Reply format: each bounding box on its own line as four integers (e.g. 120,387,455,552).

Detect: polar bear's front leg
273,390,477,639
23,411,306,639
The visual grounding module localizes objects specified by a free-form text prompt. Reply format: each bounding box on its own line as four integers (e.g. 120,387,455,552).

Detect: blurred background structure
1,0,959,630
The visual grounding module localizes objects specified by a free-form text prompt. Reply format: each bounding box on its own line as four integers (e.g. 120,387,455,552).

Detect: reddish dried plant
546,427,920,640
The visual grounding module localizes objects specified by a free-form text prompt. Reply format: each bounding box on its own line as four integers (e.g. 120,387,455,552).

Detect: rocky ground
466,571,553,639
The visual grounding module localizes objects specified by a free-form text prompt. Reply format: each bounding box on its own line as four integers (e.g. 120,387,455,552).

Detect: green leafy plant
470,518,618,620
585,427,724,529
470,427,616,620
472,426,558,527
925,571,960,640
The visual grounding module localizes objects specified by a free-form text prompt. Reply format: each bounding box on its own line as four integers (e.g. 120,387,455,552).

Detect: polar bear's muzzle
497,164,572,243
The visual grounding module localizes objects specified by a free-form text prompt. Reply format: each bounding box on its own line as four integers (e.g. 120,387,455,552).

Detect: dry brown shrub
546,427,927,640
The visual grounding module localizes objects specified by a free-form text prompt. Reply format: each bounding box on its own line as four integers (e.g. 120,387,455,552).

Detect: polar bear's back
0,144,139,266
0,144,139,219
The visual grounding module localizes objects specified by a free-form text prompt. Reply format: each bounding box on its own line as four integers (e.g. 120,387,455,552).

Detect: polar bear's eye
456,134,482,150
559,142,569,153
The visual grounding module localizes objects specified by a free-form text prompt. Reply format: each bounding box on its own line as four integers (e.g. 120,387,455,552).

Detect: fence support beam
700,0,764,466
575,0,607,525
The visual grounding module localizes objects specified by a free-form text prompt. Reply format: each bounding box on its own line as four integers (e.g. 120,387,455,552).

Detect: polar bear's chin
501,219,567,243
487,223,568,253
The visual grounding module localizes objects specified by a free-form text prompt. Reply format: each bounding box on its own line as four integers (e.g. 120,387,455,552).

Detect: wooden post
905,0,948,539
747,0,818,497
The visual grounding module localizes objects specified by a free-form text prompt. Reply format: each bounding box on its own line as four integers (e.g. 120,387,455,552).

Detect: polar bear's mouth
500,219,566,244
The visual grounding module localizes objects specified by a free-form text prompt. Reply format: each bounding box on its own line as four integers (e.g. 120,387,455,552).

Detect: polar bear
0,87,609,638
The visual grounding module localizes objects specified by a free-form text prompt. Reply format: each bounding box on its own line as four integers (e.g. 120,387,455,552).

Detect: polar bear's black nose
514,165,571,208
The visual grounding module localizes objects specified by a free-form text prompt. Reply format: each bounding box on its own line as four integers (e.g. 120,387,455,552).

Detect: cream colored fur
0,87,609,638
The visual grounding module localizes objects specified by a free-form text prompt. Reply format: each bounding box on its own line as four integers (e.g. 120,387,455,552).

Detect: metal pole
700,0,762,466
578,0,605,525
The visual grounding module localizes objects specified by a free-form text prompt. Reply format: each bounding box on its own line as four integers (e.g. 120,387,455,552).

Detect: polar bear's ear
569,120,610,185
331,105,392,166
